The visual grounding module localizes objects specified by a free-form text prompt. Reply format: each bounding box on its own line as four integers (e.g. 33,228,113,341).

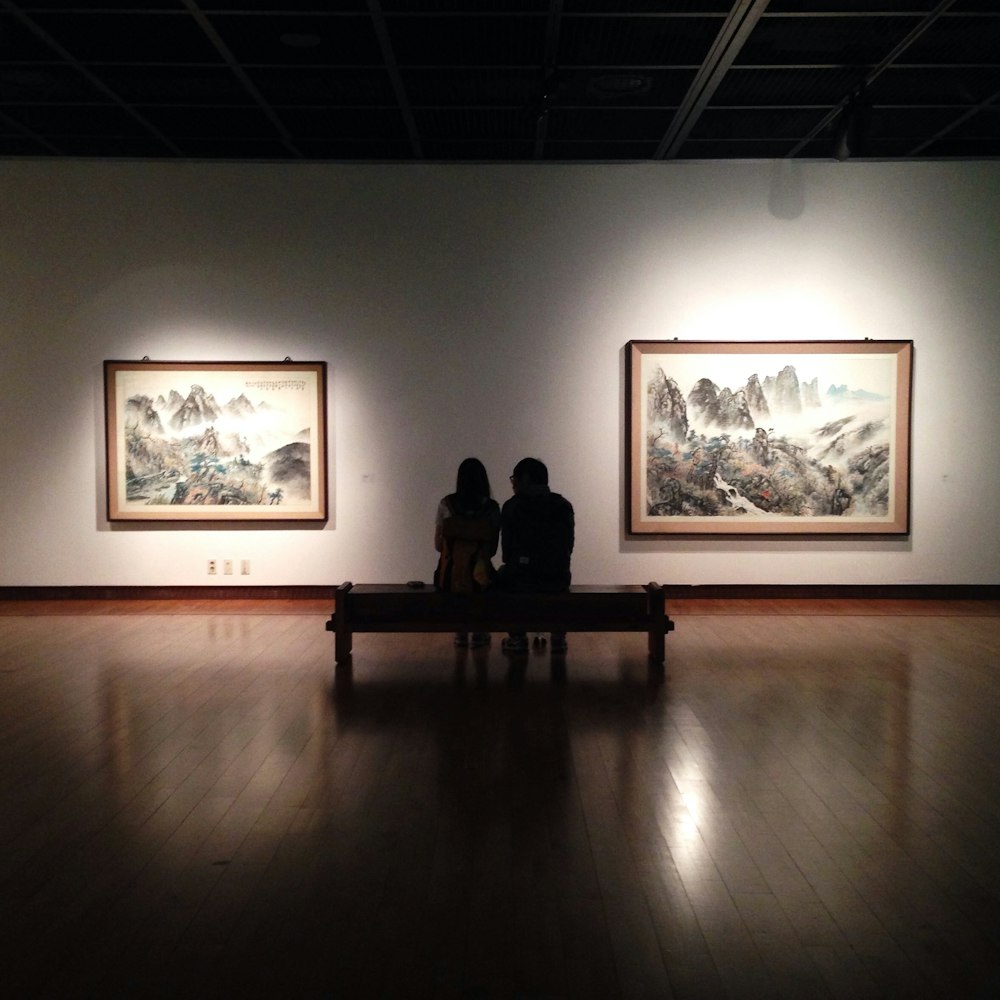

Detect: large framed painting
105,360,328,522
627,340,913,536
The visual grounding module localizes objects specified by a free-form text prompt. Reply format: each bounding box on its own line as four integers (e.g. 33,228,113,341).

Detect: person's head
510,457,548,493
455,457,491,503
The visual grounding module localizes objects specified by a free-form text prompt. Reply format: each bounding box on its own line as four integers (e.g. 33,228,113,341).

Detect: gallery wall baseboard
0,585,338,601
0,584,997,602
662,584,1000,600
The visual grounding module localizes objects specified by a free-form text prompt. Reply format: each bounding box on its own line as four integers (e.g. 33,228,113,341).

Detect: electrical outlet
241,560,251,575
208,560,217,575
223,559,233,575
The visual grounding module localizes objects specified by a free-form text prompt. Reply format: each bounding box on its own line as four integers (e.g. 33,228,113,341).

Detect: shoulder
550,493,574,521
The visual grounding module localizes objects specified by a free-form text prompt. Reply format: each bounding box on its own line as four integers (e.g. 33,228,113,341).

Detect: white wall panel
1,159,997,586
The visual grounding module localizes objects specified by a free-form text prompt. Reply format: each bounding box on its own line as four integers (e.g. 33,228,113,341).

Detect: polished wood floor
1,600,999,999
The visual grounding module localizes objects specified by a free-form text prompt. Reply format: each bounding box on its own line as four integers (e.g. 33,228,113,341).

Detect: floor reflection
5,611,1000,998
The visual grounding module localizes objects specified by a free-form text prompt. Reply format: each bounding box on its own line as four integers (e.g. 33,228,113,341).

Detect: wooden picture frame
627,340,912,536
104,360,328,522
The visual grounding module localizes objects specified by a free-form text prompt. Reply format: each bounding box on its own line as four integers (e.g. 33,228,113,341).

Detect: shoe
532,634,547,648
550,633,567,654
501,635,528,653
454,632,469,647
470,633,490,647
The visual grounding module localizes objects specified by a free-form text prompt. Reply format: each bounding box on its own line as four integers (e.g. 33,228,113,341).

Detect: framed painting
105,360,328,522
627,340,913,536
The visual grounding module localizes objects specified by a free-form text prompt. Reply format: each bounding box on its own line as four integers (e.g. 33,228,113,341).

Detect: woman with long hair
434,457,501,646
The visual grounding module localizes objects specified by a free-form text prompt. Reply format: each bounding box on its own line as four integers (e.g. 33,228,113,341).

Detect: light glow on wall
673,286,856,344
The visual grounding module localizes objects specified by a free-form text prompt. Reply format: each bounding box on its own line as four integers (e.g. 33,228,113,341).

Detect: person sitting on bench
496,457,575,654
434,457,501,647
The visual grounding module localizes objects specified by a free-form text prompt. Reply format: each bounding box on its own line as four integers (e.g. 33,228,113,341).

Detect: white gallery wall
1,158,998,588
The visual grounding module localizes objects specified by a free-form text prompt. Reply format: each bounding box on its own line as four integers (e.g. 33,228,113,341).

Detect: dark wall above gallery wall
2,3,998,162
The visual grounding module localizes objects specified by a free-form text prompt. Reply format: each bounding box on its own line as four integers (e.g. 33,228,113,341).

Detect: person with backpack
496,457,575,654
434,457,501,647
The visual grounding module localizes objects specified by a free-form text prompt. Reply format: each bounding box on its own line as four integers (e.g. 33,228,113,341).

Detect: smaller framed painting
627,340,913,536
105,360,328,522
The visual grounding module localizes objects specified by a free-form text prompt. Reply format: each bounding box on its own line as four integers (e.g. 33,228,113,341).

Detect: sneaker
550,633,568,654
501,635,528,654
470,632,491,647
454,632,469,647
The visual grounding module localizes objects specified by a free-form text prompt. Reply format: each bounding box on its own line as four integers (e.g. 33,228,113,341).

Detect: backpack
435,514,495,593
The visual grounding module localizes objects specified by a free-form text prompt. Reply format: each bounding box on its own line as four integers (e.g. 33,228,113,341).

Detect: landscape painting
105,360,327,521
627,341,912,536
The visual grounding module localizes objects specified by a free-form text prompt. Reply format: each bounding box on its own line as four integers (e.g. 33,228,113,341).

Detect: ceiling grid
0,1,997,161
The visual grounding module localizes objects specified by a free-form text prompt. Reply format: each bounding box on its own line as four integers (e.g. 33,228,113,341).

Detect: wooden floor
1,600,999,999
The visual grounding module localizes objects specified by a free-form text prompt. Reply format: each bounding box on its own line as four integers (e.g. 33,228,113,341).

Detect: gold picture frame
105,360,328,522
627,340,912,536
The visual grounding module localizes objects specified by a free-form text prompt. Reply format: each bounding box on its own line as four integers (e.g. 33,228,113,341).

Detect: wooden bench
325,582,675,668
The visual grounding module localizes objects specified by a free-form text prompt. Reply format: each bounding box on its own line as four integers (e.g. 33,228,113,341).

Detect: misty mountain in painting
123,383,310,507
646,364,891,519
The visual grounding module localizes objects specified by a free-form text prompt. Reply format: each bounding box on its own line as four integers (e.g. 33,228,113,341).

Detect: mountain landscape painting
105,361,327,521
628,341,912,535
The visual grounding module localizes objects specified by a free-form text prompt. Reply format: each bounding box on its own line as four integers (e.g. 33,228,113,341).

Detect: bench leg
645,583,667,667
648,626,665,667
335,628,352,665
334,583,354,665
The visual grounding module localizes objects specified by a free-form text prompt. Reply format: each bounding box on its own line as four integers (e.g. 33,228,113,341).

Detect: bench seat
325,582,674,668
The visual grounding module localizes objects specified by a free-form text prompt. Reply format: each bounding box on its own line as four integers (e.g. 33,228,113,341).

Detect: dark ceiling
1,1,998,163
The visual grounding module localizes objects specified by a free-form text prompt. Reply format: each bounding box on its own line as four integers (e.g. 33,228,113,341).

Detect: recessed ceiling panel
0,2,996,161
